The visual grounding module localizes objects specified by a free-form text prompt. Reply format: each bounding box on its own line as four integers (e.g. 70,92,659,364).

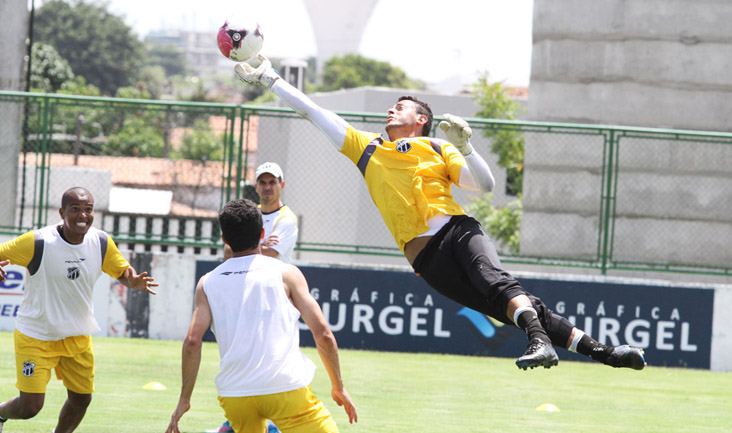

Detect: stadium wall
524,0,732,270
1,252,730,372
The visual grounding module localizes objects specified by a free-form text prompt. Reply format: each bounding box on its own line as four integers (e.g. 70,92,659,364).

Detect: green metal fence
1,90,730,277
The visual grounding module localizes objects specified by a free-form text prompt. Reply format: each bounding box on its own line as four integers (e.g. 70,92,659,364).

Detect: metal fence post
600,129,617,274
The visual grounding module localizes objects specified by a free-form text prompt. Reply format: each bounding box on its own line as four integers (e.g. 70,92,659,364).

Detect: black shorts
412,215,573,346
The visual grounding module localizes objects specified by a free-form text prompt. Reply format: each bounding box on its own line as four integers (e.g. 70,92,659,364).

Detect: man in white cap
216,163,299,431
254,162,298,264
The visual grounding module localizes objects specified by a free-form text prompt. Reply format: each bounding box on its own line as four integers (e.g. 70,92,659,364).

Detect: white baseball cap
255,162,284,180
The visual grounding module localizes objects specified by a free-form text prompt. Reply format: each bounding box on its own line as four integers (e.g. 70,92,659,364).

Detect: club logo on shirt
67,267,80,280
22,361,35,377
396,139,411,153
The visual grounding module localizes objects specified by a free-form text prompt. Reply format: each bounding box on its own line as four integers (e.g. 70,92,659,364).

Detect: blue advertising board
0,266,25,328
194,261,714,369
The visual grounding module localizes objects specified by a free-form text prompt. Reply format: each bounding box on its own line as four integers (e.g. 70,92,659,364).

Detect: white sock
568,330,585,352
512,306,537,326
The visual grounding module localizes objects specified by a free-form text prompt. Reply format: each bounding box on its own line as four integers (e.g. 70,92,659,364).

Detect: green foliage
465,193,522,254
104,115,164,157
29,43,75,93
115,85,151,100
472,72,525,196
468,72,526,252
247,91,277,106
144,42,187,77
34,0,146,96
56,76,101,96
173,119,224,162
136,66,168,100
318,54,424,92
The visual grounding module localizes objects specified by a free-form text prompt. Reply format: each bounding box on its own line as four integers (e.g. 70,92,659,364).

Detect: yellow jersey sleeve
102,234,130,279
440,142,468,185
0,231,36,268
341,126,381,165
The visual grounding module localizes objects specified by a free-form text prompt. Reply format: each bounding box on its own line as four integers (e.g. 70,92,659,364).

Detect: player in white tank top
166,199,357,433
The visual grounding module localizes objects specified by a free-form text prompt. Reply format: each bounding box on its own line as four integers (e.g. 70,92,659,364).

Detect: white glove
234,54,280,89
438,113,474,155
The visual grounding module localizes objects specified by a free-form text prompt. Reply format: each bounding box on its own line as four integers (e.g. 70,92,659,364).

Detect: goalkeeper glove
438,113,474,155
234,54,280,89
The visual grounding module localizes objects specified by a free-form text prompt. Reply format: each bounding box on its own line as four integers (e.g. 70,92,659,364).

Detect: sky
73,0,535,90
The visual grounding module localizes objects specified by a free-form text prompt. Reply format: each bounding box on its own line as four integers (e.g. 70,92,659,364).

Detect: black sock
576,334,613,363
516,310,551,344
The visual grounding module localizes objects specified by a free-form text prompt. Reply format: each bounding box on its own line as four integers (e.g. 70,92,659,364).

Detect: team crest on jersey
67,266,80,280
396,139,412,153
22,361,35,377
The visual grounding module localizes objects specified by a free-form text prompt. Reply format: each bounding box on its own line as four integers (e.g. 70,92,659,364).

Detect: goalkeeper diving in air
234,55,646,372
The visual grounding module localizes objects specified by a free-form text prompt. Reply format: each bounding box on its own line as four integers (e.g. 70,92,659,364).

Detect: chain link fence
1,91,730,276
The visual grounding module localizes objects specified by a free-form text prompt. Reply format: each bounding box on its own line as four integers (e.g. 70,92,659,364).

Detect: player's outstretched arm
235,54,349,151
439,113,496,192
284,265,358,424
0,259,8,282
166,277,213,433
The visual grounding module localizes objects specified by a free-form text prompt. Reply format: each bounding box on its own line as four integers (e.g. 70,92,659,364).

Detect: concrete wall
0,0,28,227
529,0,732,130
522,0,732,268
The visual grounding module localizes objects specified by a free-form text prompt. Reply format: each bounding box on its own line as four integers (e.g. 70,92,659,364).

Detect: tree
104,115,164,157
173,119,224,162
29,43,74,93
33,0,145,96
144,42,186,77
472,72,525,196
318,54,425,92
464,72,526,253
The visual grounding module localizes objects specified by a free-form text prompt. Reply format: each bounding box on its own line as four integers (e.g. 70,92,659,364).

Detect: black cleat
516,338,559,370
605,345,646,370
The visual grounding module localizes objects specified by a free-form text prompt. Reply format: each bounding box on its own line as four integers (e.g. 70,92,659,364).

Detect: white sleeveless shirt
203,254,315,397
15,225,128,340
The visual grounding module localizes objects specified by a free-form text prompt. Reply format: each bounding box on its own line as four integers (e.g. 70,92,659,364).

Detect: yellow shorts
14,329,95,394
218,385,338,433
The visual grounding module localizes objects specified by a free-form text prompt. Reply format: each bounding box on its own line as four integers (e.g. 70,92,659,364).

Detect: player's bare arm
166,276,213,433
283,265,358,424
260,235,280,259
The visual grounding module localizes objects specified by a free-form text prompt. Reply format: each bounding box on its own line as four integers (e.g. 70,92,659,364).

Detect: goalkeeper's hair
219,198,262,252
398,96,433,136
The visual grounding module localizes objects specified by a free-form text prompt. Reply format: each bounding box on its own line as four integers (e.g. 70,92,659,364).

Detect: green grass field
0,331,730,433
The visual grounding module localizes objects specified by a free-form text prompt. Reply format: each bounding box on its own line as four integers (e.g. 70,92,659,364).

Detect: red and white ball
217,21,264,62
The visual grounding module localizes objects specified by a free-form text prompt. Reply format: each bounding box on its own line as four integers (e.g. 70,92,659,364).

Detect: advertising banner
196,261,715,369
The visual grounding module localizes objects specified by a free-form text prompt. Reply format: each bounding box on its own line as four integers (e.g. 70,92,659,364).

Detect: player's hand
235,54,280,89
0,259,9,282
262,234,280,247
439,113,474,155
122,268,159,295
332,387,358,424
165,400,191,433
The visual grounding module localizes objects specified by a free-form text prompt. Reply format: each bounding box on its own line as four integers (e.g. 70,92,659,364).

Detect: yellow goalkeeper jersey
340,126,466,252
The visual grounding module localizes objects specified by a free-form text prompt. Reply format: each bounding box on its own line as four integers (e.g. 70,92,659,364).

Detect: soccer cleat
516,338,559,370
605,345,646,370
206,420,233,433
